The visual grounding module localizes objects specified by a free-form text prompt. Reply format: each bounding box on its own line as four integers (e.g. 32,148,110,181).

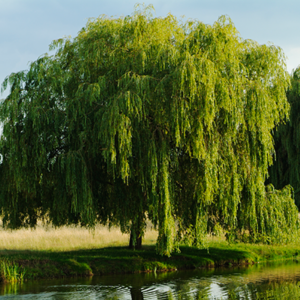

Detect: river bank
1,241,300,281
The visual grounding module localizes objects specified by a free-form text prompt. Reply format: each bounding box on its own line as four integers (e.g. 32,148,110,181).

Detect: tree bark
129,212,144,250
129,230,142,250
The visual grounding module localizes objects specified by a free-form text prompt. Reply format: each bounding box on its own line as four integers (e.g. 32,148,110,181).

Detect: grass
0,224,300,281
0,260,26,283
0,222,158,252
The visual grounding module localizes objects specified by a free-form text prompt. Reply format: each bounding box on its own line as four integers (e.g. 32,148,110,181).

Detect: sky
1,0,300,98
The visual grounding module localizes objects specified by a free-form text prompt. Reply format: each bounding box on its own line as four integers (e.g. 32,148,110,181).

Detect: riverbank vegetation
0,260,25,283
1,242,300,281
0,225,300,281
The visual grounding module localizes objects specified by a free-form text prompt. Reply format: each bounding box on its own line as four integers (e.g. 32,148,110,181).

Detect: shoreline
1,242,300,281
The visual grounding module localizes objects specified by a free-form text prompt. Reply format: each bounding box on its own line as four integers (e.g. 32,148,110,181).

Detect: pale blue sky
1,0,300,98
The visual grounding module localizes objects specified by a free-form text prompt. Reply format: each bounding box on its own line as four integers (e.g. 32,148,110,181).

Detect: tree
268,67,300,208
0,5,298,256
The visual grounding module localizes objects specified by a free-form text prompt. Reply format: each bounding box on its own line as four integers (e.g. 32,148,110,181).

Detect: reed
0,260,25,283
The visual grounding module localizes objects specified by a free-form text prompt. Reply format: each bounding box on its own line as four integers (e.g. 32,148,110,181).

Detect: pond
1,260,300,299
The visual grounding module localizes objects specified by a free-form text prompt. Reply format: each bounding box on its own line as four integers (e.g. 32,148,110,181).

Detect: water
1,260,300,299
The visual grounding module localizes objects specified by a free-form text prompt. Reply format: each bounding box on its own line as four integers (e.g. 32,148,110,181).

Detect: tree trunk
129,230,142,250
129,214,144,250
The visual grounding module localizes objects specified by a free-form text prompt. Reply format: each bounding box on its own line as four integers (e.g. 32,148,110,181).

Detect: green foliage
233,184,299,244
0,5,296,255
0,260,26,283
269,67,300,208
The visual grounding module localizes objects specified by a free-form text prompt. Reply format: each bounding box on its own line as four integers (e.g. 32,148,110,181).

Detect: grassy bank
0,242,300,281
0,225,300,281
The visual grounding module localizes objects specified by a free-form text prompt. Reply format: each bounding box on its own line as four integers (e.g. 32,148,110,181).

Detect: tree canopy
0,6,298,256
269,67,300,208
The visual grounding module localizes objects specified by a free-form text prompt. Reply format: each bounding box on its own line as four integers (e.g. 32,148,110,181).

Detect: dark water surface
1,260,300,299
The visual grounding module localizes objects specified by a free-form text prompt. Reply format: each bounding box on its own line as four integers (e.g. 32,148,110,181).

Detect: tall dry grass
0,222,158,252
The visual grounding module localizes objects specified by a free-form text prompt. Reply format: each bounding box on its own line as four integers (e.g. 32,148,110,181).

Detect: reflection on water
1,260,300,299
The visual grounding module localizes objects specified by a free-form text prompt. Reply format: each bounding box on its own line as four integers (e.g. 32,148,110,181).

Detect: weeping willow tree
269,67,300,208
0,5,298,256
